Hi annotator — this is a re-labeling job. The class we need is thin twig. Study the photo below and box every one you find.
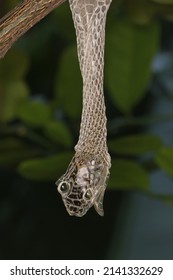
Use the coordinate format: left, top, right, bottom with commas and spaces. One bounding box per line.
0, 0, 66, 58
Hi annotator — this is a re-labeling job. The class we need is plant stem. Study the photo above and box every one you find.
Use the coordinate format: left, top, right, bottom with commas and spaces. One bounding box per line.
0, 0, 66, 58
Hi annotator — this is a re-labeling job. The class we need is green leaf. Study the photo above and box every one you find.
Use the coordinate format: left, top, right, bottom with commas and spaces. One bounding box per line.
108, 159, 149, 190
43, 121, 73, 148
52, 1, 75, 42
54, 45, 82, 119
4, 0, 19, 12
155, 147, 173, 176
125, 0, 157, 24
18, 152, 74, 181
0, 138, 40, 167
105, 19, 160, 113
151, 0, 173, 3
16, 100, 52, 127
0, 49, 29, 81
108, 134, 163, 155
0, 138, 26, 152
0, 81, 29, 122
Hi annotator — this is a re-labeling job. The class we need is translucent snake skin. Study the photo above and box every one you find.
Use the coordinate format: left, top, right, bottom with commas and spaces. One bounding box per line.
56, 0, 112, 217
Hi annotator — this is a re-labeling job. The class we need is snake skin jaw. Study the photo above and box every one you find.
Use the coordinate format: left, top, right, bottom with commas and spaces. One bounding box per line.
56, 180, 106, 217
56, 159, 109, 217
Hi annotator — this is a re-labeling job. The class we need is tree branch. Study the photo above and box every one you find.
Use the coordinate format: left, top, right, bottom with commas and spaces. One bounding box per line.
0, 0, 66, 58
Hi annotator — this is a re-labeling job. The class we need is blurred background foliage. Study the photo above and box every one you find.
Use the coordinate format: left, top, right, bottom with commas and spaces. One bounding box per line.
1, 0, 173, 259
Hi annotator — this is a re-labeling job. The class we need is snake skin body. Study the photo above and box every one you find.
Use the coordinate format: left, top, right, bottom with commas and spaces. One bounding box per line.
56, 0, 112, 217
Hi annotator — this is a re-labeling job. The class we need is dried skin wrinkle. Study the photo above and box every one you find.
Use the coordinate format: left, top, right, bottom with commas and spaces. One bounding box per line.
56, 0, 112, 217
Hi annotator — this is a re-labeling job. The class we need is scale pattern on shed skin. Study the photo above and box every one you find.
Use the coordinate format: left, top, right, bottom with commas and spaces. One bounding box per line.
56, 0, 112, 217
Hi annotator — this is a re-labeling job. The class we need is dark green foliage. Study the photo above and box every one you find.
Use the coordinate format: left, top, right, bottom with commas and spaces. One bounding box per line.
108, 134, 163, 155
105, 20, 160, 113
54, 45, 82, 119
1, 0, 173, 204
155, 147, 173, 176
18, 152, 74, 181
109, 159, 149, 190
